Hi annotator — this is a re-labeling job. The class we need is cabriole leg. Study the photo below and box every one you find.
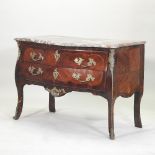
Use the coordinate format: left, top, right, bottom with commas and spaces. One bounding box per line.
49, 93, 56, 112
134, 91, 143, 128
108, 99, 115, 140
13, 83, 24, 120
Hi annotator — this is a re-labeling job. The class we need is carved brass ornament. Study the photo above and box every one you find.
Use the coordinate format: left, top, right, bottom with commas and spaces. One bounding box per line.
54, 50, 60, 62
45, 87, 66, 97
85, 74, 95, 82
74, 57, 84, 65
30, 51, 44, 62
87, 58, 96, 66
72, 73, 81, 80
72, 73, 95, 82
74, 57, 96, 67
28, 66, 43, 76
53, 68, 59, 80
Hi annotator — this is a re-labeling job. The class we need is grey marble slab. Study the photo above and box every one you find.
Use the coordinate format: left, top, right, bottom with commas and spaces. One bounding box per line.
15, 35, 145, 48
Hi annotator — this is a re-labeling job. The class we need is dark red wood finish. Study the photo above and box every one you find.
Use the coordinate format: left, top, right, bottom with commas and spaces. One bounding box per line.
14, 41, 145, 140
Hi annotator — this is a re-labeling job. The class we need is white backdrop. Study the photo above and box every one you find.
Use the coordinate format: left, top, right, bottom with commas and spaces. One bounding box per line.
0, 0, 155, 59
0, 0, 155, 155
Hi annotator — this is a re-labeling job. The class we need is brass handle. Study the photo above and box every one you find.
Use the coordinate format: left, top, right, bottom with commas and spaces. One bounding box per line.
53, 68, 59, 80
28, 66, 43, 76
74, 57, 96, 67
30, 51, 44, 62
72, 73, 95, 82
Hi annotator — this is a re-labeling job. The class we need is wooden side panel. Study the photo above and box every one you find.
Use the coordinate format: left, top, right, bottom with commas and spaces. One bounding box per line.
114, 46, 144, 97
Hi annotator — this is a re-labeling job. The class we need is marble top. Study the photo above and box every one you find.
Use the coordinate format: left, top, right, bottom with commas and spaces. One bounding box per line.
15, 35, 145, 48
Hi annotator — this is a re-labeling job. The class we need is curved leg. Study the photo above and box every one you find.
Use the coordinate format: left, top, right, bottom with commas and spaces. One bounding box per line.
49, 93, 56, 112
134, 91, 143, 128
13, 83, 24, 120
108, 99, 115, 140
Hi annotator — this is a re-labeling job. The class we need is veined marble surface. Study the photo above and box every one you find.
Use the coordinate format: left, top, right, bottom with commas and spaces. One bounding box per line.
15, 35, 145, 48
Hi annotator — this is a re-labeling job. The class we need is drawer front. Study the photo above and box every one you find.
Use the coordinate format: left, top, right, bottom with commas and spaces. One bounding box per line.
54, 68, 105, 87
21, 47, 58, 66
58, 50, 108, 71
21, 47, 108, 72
18, 63, 55, 82
18, 62, 106, 89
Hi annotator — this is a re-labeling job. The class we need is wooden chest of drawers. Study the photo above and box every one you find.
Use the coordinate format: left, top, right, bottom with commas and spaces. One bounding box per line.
14, 36, 145, 139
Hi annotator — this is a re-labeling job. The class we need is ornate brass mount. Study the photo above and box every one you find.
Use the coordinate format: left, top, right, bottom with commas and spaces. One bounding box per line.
28, 66, 43, 76
53, 68, 59, 80
74, 57, 96, 67
72, 73, 95, 82
54, 50, 60, 62
45, 87, 66, 97
30, 51, 44, 62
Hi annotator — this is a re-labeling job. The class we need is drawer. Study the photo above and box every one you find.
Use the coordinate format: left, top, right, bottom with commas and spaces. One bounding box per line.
21, 47, 58, 66
58, 49, 108, 71
21, 47, 108, 72
54, 68, 105, 87
18, 63, 55, 82
18, 62, 106, 89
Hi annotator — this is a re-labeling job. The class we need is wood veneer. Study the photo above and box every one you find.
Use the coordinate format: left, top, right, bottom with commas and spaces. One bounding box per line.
13, 36, 145, 139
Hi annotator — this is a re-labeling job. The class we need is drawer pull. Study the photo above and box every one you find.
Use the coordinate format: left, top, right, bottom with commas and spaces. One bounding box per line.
74, 57, 84, 65
53, 68, 59, 80
85, 74, 95, 82
72, 73, 95, 82
28, 66, 43, 76
74, 57, 96, 67
54, 50, 60, 62
87, 58, 96, 66
30, 52, 44, 62
72, 73, 81, 80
